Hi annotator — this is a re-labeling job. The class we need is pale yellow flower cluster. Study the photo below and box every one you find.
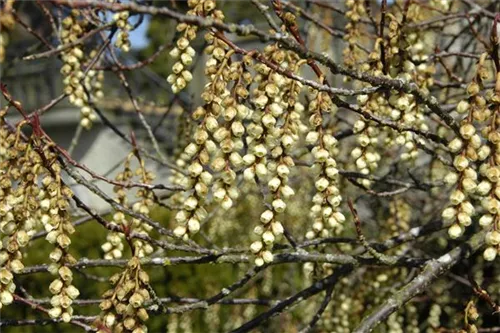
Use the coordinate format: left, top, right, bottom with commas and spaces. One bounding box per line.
60, 11, 104, 129
0, 110, 78, 321
167, 0, 221, 93
96, 257, 150, 333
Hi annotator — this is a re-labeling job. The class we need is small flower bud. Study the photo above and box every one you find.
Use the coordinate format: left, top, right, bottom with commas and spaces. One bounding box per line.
16, 230, 29, 247
315, 178, 329, 192
477, 145, 491, 161
0, 252, 8, 266
272, 199, 286, 213
390, 109, 401, 120
123, 317, 136, 331
461, 201, 475, 215
482, 197, 500, 214
314, 149, 329, 163
448, 223, 463, 239
485, 167, 500, 183
450, 190, 465, 205
323, 135, 337, 149
262, 231, 275, 244
40, 199, 51, 211
243, 154, 256, 166
48, 306, 62, 319
129, 292, 144, 308
204, 116, 218, 133
351, 147, 363, 159
457, 212, 471, 226
250, 241, 263, 254
252, 225, 264, 236
176, 37, 189, 50
306, 131, 319, 145
172, 61, 184, 75
456, 100, 470, 114
281, 134, 295, 149
268, 177, 281, 192
0, 268, 13, 284
104, 312, 116, 327
262, 114, 276, 128
187, 218, 200, 233
444, 172, 459, 185
313, 221, 323, 232
277, 164, 289, 177
470, 134, 481, 149
137, 308, 149, 321
453, 155, 469, 171
476, 181, 492, 196
353, 120, 366, 133
244, 168, 256, 181
58, 266, 73, 281
486, 230, 500, 245
262, 250, 274, 263
173, 226, 187, 238
255, 257, 265, 266
460, 123, 476, 139
0, 291, 13, 305
396, 95, 409, 111
462, 178, 477, 193
183, 196, 198, 211
358, 134, 370, 147
182, 70, 193, 82
322, 206, 333, 218
271, 222, 284, 236
213, 128, 229, 143
326, 167, 339, 179
483, 247, 497, 261
231, 121, 245, 137
175, 210, 188, 223
200, 171, 213, 185
221, 196, 233, 210
180, 53, 193, 66
66, 285, 80, 299
356, 157, 367, 169
169, 47, 180, 58
280, 185, 295, 198
442, 207, 456, 220
327, 195, 341, 207
49, 279, 63, 294
333, 212, 346, 224
448, 138, 463, 153
260, 210, 274, 224
213, 187, 226, 202
254, 95, 269, 109
357, 95, 369, 105
253, 144, 267, 158
479, 214, 494, 227
184, 143, 199, 157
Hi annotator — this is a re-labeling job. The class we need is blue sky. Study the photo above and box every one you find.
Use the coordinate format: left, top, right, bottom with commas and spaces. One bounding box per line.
129, 15, 150, 50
